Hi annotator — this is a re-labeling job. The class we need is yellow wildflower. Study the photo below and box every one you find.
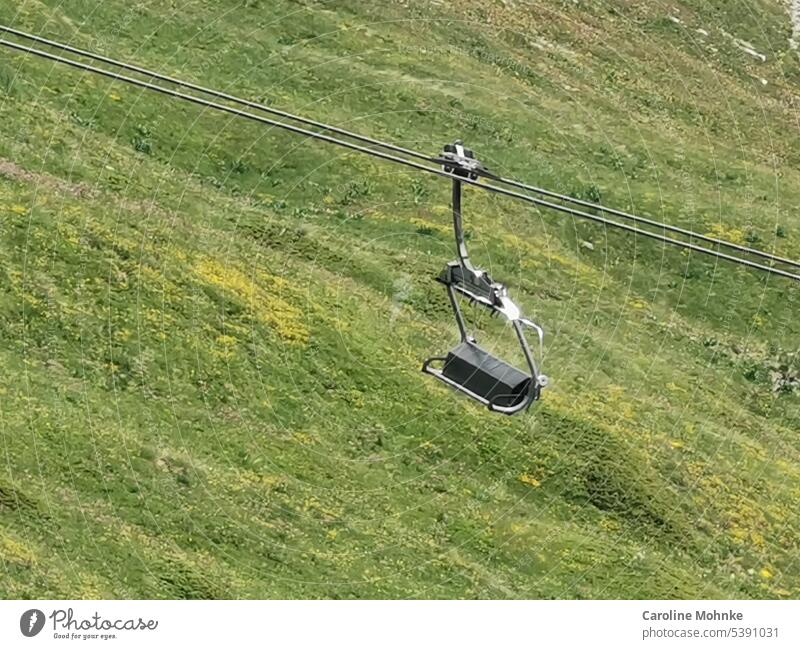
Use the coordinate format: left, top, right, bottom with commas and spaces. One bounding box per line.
519, 473, 541, 488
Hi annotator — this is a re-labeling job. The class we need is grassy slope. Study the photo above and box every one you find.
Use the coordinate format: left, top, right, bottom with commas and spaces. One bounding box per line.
0, 0, 798, 598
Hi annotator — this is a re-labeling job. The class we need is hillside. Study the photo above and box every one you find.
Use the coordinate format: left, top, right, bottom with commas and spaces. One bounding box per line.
0, 0, 799, 598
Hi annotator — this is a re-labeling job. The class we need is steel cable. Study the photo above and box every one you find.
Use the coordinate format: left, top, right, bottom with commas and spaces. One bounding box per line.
2, 29, 799, 282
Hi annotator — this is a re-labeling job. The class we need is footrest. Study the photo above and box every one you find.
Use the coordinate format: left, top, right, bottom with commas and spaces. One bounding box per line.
440, 342, 531, 409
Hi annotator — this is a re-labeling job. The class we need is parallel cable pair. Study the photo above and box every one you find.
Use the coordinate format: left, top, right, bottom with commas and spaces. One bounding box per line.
1, 25, 799, 282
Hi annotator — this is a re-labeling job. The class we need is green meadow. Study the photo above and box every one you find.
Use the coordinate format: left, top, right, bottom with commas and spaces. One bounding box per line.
0, 0, 798, 598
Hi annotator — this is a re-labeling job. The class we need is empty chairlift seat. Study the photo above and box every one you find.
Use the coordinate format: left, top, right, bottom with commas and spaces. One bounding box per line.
438, 342, 532, 409
422, 142, 547, 415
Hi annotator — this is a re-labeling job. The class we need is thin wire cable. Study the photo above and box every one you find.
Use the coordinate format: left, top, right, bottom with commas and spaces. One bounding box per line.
4, 24, 798, 272
0, 24, 432, 164
4, 25, 798, 272
2, 35, 799, 282
491, 175, 800, 270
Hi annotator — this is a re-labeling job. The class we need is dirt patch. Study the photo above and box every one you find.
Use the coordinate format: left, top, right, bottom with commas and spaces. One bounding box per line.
0, 157, 169, 219
0, 158, 96, 199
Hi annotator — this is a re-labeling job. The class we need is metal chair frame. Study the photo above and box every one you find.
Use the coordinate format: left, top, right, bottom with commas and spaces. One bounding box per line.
422, 142, 548, 415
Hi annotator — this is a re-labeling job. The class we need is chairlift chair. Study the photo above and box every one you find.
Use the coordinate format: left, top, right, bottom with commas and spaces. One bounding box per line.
422, 142, 548, 415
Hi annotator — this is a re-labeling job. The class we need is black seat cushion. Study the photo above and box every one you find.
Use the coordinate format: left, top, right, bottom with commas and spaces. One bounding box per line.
441, 342, 531, 407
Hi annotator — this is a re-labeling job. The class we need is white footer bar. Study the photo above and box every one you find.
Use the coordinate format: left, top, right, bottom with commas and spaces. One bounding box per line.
1, 600, 798, 648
